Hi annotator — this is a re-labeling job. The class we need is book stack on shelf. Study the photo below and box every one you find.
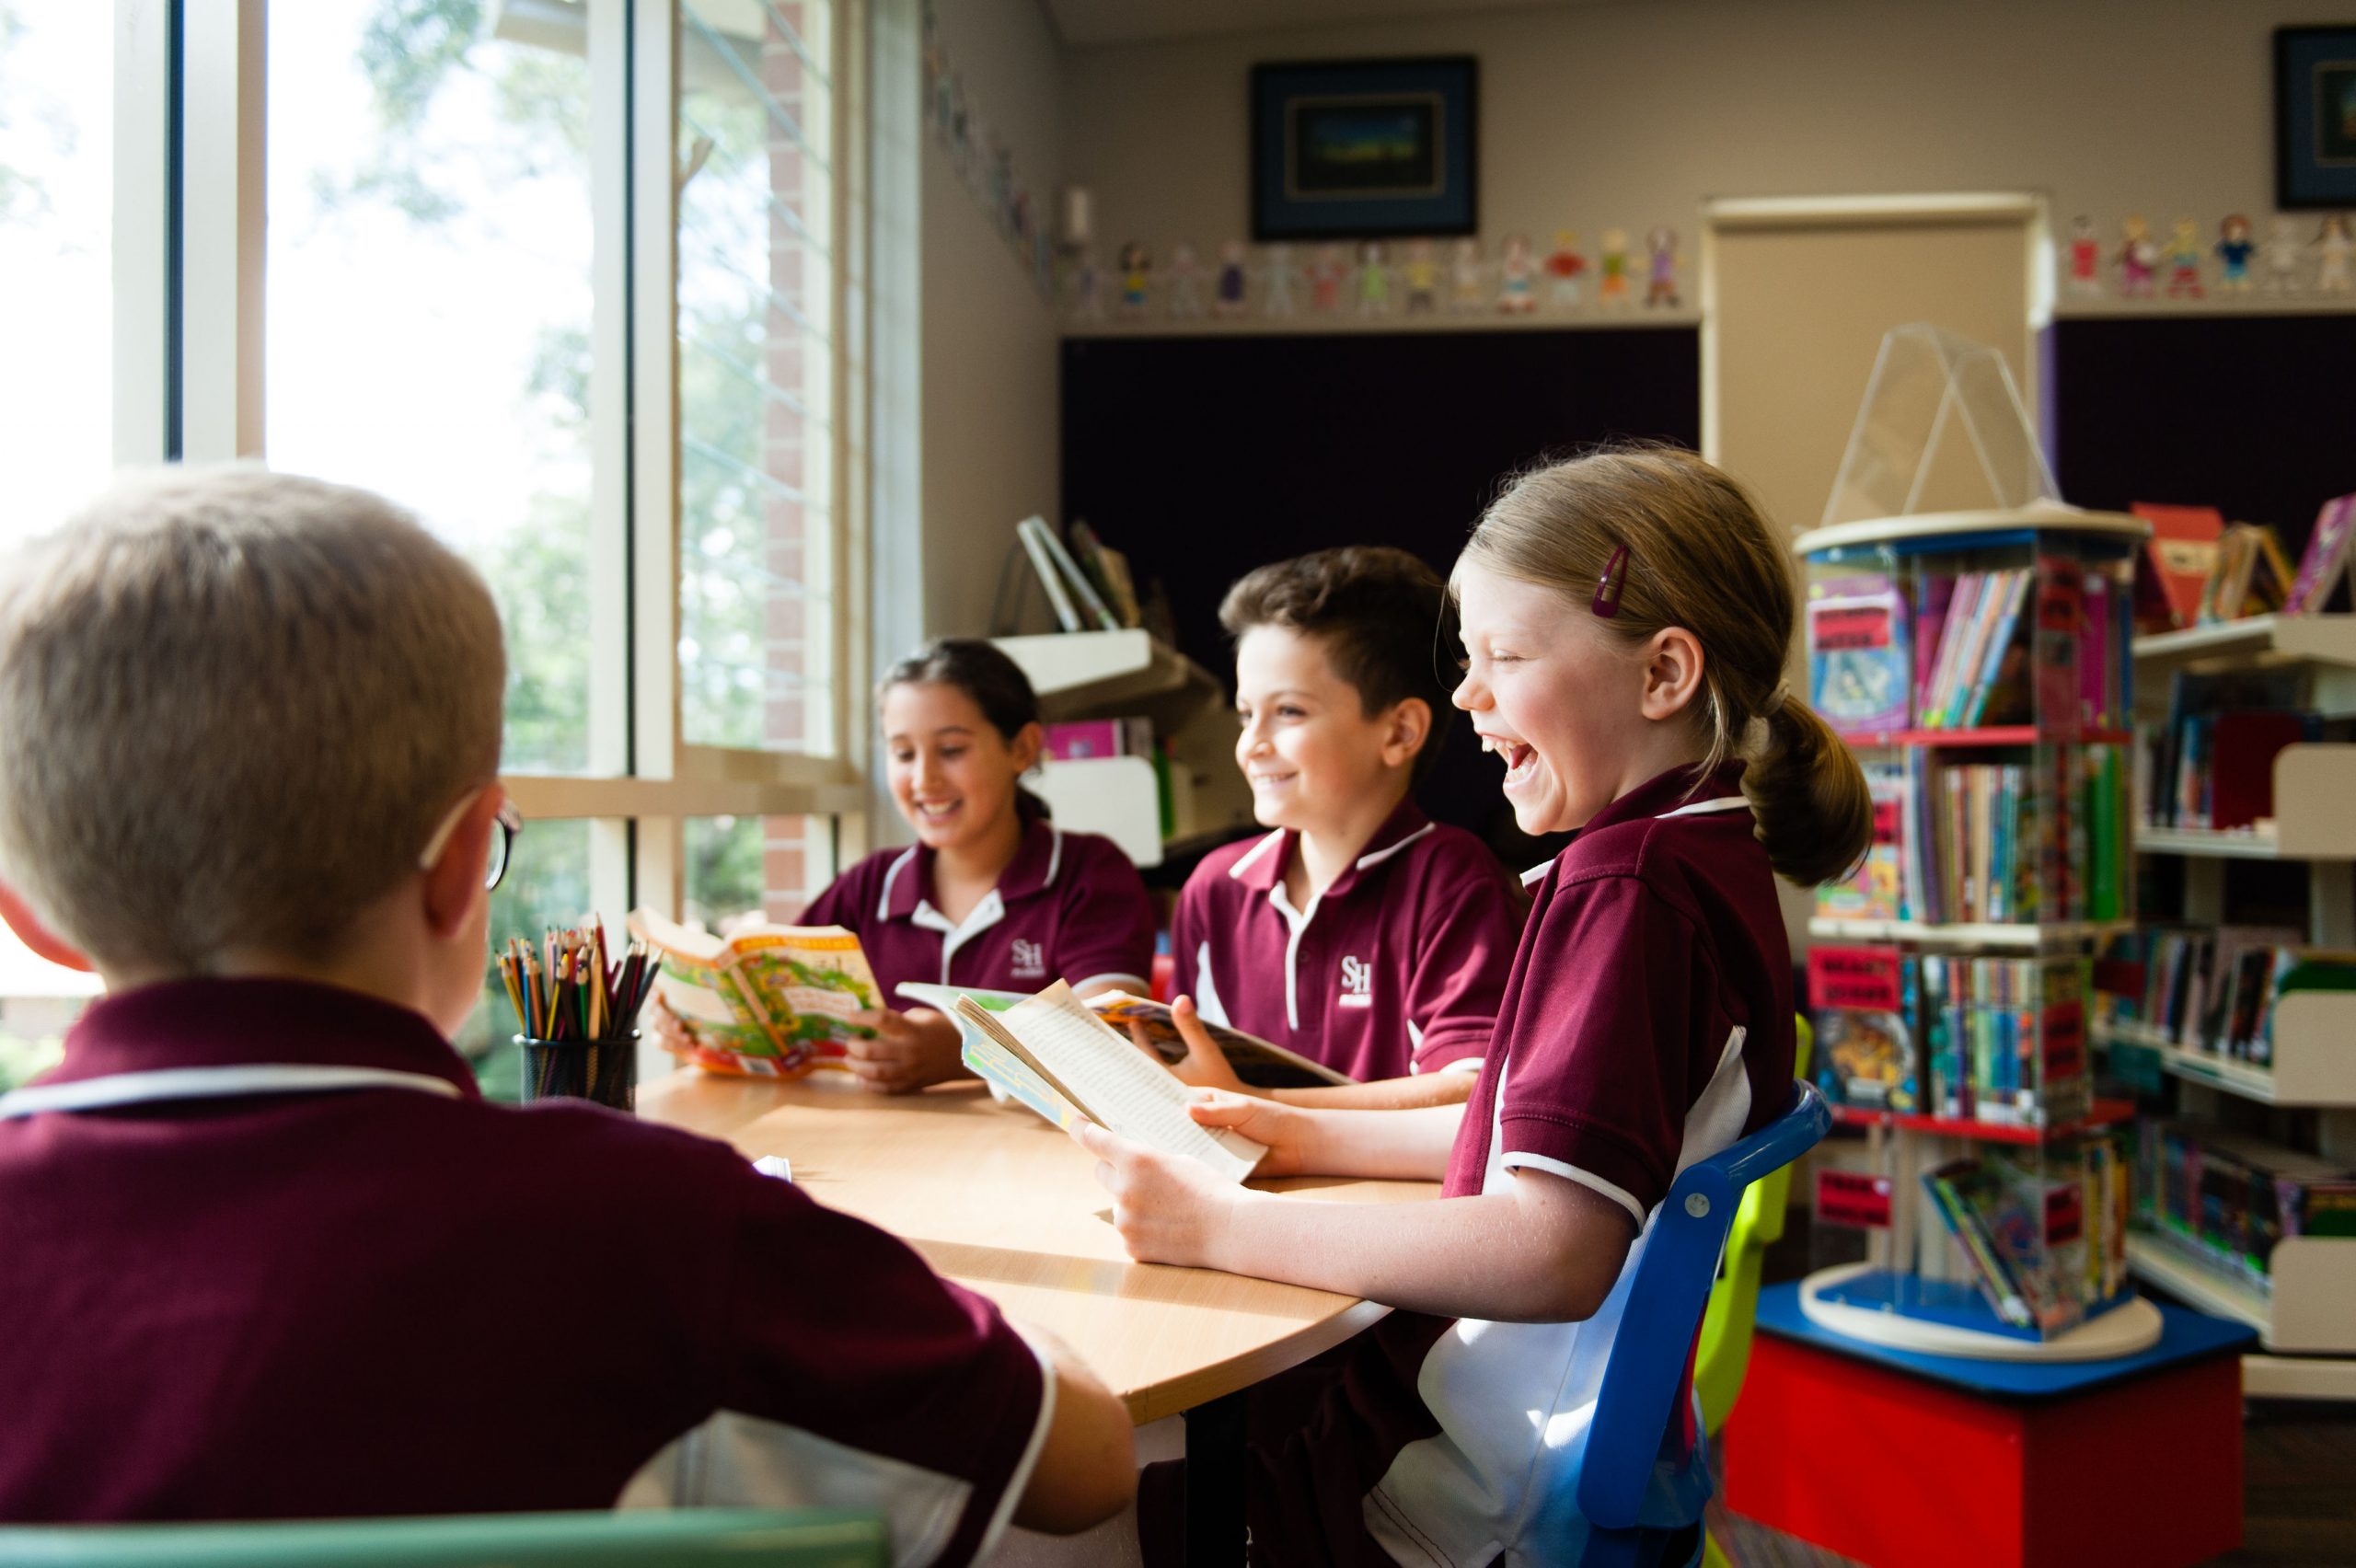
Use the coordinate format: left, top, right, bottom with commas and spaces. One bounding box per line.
1809, 946, 2093, 1131
1808, 542, 2137, 943
2136, 658, 2339, 843
2092, 925, 2356, 1069
1923, 1141, 2131, 1336
2130, 490, 2355, 638
2135, 1123, 2354, 1297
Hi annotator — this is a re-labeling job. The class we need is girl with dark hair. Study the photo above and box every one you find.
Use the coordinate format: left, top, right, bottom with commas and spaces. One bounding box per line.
658, 639, 1156, 1092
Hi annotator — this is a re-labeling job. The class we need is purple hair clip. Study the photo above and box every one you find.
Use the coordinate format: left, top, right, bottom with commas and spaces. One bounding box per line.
1591, 544, 1629, 618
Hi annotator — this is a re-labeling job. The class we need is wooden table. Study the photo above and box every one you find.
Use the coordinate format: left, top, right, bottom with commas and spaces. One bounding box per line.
640, 1068, 1437, 1422
639, 1068, 1438, 1563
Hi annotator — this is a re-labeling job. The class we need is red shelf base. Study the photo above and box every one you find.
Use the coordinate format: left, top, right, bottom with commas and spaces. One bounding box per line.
1725, 1332, 2241, 1568
1827, 1096, 2135, 1146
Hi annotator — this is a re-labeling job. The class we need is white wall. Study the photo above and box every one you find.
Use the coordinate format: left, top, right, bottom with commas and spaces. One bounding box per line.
1062, 0, 2316, 260
919, 0, 1066, 641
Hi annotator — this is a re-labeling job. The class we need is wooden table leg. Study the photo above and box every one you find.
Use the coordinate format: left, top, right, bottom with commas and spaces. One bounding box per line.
1184, 1391, 1248, 1567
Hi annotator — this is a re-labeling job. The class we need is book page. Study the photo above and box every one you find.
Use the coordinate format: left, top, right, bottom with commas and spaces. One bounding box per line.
999, 984, 1265, 1182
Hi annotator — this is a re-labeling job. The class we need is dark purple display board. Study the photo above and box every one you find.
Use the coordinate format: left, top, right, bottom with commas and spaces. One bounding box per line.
1058, 325, 1703, 853
2047, 314, 2356, 561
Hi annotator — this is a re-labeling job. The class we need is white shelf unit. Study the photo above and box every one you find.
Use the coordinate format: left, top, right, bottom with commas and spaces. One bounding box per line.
2092, 990, 2356, 1106
2110, 614, 2356, 1390
2136, 743, 2356, 860
994, 630, 1252, 869
2132, 611, 2356, 673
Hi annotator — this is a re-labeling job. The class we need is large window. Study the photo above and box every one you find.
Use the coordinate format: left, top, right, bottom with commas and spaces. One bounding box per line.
268, 0, 597, 777
676, 0, 837, 759
0, 0, 115, 1087
0, 0, 870, 1092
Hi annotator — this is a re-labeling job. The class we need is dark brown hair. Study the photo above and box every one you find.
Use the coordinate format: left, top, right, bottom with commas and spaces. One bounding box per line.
1218, 546, 1456, 778
881, 639, 1042, 742
1455, 445, 1872, 887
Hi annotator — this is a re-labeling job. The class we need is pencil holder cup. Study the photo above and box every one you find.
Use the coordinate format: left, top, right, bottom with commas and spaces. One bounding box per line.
517, 1032, 639, 1113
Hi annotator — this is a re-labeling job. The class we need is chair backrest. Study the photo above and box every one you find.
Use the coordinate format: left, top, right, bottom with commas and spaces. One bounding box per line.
0, 1508, 885, 1568
1574, 1079, 1830, 1544
1692, 1016, 1815, 1435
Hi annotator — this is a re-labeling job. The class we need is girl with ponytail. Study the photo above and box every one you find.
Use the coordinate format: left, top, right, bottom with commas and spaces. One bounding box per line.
1069, 445, 1869, 1568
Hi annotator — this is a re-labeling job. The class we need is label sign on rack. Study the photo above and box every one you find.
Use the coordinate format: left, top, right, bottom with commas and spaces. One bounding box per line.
1816, 1169, 1894, 1229
1807, 945, 1904, 1011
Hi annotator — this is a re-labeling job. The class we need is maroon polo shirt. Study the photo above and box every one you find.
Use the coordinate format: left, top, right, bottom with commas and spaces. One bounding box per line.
1169, 798, 1521, 1082
1443, 758, 1796, 1209
803, 805, 1155, 1008
0, 979, 1047, 1559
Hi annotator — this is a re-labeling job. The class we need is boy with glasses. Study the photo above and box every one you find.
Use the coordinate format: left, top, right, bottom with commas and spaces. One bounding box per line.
0, 467, 1131, 1559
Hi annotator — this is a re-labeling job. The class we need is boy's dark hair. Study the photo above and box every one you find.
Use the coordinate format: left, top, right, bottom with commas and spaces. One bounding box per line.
1218, 546, 1457, 778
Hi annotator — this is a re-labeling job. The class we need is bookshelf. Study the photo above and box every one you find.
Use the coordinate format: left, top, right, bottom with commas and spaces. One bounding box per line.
2096, 617, 2356, 1395
992, 630, 1252, 869
1796, 508, 2164, 1360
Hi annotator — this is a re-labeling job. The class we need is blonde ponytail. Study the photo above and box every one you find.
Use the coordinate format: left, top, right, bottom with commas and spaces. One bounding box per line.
1456, 444, 1873, 888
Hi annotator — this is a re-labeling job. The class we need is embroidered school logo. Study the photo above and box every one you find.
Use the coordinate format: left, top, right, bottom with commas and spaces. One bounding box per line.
1337, 954, 1373, 1009
1010, 938, 1047, 980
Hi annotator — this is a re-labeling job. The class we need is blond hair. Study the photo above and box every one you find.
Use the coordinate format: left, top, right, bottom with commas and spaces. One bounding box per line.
1456, 445, 1870, 886
0, 467, 505, 972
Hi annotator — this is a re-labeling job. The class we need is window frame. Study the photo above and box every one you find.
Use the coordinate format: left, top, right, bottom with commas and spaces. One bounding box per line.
125, 0, 873, 962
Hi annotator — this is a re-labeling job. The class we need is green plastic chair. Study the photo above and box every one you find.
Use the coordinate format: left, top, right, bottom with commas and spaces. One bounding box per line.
0, 1508, 884, 1568
1691, 1017, 1813, 1568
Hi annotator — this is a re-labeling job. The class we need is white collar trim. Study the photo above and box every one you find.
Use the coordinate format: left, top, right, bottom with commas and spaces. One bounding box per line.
875, 846, 920, 921
1355, 821, 1435, 871
1518, 794, 1753, 886
1227, 828, 1287, 881
0, 1064, 464, 1120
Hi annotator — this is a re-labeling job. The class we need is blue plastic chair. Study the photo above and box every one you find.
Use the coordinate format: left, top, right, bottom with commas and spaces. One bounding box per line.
0, 1508, 884, 1567
1571, 1080, 1831, 1568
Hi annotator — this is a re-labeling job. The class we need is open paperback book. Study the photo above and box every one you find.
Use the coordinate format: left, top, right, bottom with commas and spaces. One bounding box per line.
898, 983, 1349, 1090
629, 907, 881, 1078
949, 982, 1266, 1182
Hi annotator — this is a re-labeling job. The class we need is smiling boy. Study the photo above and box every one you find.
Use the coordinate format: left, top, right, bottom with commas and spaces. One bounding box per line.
1167, 548, 1519, 1107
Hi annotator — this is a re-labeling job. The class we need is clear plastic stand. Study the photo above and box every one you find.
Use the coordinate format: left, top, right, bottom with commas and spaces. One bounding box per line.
1822, 323, 2062, 529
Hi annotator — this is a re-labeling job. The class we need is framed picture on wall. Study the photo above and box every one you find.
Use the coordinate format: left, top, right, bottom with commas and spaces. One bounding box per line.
2277, 25, 2356, 208
1250, 56, 1478, 240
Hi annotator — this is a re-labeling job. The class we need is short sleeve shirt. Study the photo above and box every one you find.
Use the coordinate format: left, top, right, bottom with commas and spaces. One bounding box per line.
803, 803, 1156, 1009
1169, 799, 1521, 1081
1443, 762, 1796, 1215
0, 980, 1050, 1563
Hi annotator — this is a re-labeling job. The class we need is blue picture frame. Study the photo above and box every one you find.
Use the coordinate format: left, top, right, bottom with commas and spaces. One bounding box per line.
2277, 26, 2356, 209
1251, 56, 1478, 241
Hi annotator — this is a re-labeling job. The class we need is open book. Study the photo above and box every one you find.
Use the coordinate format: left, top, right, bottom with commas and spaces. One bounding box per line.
629, 907, 881, 1078
950, 982, 1266, 1182
898, 984, 1348, 1089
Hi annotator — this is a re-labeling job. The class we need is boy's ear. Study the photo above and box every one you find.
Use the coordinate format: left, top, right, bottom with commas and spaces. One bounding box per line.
1640, 627, 1706, 722
421, 792, 500, 938
1380, 697, 1431, 770
0, 882, 95, 973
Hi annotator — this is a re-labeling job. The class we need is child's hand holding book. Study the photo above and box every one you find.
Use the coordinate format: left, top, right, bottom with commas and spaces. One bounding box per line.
1124, 995, 1253, 1097
1072, 1093, 1313, 1268
843, 1006, 967, 1094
